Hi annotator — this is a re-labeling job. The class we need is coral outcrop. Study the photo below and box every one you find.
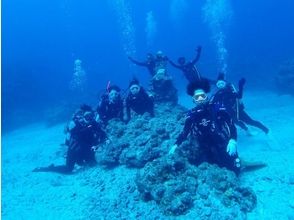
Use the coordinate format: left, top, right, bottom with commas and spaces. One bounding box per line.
136, 156, 256, 218
95, 103, 186, 168
94, 102, 257, 217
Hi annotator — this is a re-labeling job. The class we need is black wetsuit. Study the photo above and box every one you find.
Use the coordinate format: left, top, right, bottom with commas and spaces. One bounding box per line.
33, 119, 106, 174
154, 56, 169, 73
129, 57, 156, 76
176, 103, 240, 174
97, 94, 124, 123
211, 82, 269, 134
129, 55, 169, 76
169, 49, 202, 83
125, 88, 154, 120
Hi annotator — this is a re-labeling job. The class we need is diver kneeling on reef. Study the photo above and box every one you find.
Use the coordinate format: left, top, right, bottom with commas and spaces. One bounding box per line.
123, 78, 154, 122
97, 84, 124, 125
33, 105, 107, 174
169, 78, 241, 175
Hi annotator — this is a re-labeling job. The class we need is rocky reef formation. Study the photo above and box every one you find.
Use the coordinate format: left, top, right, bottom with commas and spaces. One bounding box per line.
136, 157, 256, 218
94, 102, 257, 217
95, 103, 186, 168
276, 59, 294, 95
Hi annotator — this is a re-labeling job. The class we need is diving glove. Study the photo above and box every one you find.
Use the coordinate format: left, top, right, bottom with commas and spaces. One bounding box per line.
226, 139, 237, 156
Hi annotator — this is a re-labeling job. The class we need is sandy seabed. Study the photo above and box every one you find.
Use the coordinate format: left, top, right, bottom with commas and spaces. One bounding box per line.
2, 91, 294, 219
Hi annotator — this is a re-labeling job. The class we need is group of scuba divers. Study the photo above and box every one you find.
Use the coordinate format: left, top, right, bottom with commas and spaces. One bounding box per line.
33, 46, 269, 176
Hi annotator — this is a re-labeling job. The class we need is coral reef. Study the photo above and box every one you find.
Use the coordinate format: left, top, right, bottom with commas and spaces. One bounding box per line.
95, 103, 186, 168
136, 156, 256, 218
95, 102, 257, 217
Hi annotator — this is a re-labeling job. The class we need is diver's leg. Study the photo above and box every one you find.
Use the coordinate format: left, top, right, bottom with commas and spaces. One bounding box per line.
234, 118, 249, 131
83, 148, 97, 167
239, 110, 269, 134
32, 164, 73, 174
33, 149, 76, 174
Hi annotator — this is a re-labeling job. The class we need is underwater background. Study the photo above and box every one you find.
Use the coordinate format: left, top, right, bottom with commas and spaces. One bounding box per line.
2, 0, 294, 132
2, 1, 294, 219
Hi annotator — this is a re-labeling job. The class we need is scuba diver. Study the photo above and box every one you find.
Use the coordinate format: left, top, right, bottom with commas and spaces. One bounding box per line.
33, 105, 107, 174
128, 51, 169, 76
124, 78, 154, 122
97, 84, 124, 124
128, 53, 156, 76
129, 51, 177, 103
169, 46, 203, 83
169, 78, 241, 175
211, 73, 269, 135
154, 50, 169, 74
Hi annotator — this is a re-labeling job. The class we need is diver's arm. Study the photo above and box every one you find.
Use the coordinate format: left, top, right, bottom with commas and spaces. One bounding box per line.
96, 124, 107, 143
230, 122, 237, 140
97, 96, 108, 119
126, 105, 131, 121
225, 113, 238, 156
237, 78, 246, 99
222, 110, 237, 140
123, 98, 131, 122
175, 116, 193, 145
91, 123, 105, 146
169, 59, 182, 69
118, 100, 125, 121
128, 56, 147, 66
142, 90, 154, 113
191, 46, 202, 65
163, 56, 169, 62
229, 84, 240, 100
66, 120, 77, 132
169, 113, 193, 154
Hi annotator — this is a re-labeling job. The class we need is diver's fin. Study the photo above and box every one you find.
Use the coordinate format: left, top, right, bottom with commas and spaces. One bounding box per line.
32, 164, 55, 172
241, 160, 267, 172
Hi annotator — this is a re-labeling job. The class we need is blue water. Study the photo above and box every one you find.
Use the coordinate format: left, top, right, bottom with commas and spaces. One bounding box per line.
2, 0, 294, 132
